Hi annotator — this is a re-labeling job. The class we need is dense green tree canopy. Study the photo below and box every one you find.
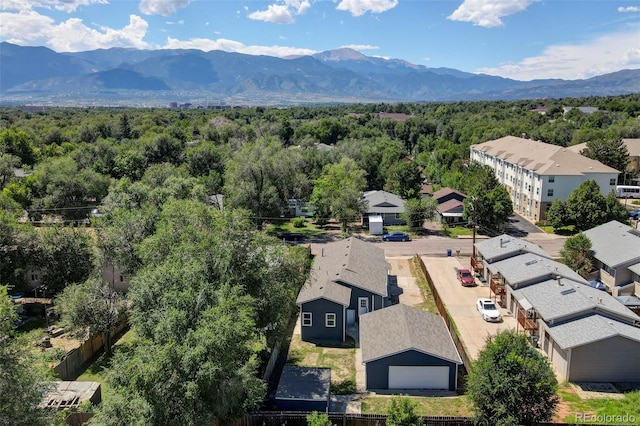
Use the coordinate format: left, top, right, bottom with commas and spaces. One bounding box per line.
467, 330, 559, 426
311, 157, 367, 231
560, 233, 594, 278
0, 286, 53, 426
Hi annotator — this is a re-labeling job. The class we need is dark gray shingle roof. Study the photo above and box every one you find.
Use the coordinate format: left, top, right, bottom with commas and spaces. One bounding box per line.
583, 221, 640, 268
546, 314, 640, 349
487, 252, 586, 287
360, 304, 462, 364
475, 234, 550, 263
512, 278, 640, 323
297, 237, 390, 304
276, 366, 331, 401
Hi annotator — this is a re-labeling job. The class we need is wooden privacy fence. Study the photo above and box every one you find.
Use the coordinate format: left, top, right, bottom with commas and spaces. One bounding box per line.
414, 256, 474, 375
53, 321, 128, 380
235, 412, 473, 426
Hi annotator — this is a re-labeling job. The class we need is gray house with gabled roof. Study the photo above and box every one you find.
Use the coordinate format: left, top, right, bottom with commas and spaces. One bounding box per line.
297, 237, 393, 344
360, 304, 462, 390
474, 234, 640, 383
361, 190, 405, 227
583, 220, 640, 294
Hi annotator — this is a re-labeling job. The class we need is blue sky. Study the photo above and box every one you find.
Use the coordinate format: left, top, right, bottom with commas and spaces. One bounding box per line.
1, 0, 639, 81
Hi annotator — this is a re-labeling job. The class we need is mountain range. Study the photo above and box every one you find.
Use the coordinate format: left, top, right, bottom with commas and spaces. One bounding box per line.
1, 42, 639, 107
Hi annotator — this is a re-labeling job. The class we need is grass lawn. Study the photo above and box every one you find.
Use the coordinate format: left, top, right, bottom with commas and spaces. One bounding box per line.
556, 384, 640, 423
75, 329, 138, 402
536, 223, 576, 236
265, 218, 327, 238
409, 256, 439, 315
286, 334, 356, 395
443, 226, 474, 238
361, 395, 473, 416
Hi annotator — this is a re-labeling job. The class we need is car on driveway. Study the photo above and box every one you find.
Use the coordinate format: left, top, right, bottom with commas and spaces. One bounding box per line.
382, 232, 411, 242
456, 268, 475, 286
476, 298, 502, 322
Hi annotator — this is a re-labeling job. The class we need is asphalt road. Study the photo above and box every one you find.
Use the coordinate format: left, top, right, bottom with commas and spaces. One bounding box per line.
309, 232, 567, 259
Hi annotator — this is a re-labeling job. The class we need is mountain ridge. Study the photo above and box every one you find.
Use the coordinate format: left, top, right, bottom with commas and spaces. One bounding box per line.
1, 42, 638, 106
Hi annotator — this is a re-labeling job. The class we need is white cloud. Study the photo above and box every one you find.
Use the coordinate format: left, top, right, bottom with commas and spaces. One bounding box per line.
618, 6, 639, 12
139, 0, 190, 16
476, 28, 640, 80
0, 10, 150, 51
335, 0, 398, 17
248, 0, 310, 24
164, 36, 316, 57
448, 0, 534, 28
1, 0, 108, 13
340, 44, 379, 51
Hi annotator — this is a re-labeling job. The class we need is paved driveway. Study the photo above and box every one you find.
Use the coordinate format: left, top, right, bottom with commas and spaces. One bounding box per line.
421, 256, 517, 360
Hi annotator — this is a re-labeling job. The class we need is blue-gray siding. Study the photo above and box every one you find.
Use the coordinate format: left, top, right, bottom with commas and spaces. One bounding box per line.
365, 349, 458, 390
568, 336, 640, 382
300, 299, 344, 344
337, 282, 386, 317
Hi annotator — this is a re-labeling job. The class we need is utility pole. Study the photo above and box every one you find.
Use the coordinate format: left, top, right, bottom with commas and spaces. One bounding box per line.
471, 196, 477, 259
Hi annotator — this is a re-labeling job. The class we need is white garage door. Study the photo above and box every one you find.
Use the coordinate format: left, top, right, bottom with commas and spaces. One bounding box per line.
388, 366, 450, 390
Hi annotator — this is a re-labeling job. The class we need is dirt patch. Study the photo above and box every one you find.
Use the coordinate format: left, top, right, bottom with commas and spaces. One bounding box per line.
388, 257, 425, 307
302, 352, 319, 364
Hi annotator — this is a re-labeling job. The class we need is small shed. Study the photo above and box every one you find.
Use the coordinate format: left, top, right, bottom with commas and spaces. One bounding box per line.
368, 215, 383, 235
40, 381, 101, 410
275, 366, 331, 412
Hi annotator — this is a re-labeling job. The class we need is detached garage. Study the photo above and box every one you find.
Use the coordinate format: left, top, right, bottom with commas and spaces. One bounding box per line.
275, 366, 331, 412
360, 304, 462, 391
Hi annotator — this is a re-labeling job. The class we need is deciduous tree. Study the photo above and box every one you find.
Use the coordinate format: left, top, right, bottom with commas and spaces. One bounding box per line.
580, 137, 629, 179
0, 285, 53, 426
467, 330, 558, 426
311, 157, 367, 232
560, 233, 594, 279
55, 277, 127, 356
402, 197, 437, 228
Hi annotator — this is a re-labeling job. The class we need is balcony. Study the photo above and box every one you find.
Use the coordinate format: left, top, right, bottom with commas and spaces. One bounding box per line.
516, 306, 538, 331
490, 274, 506, 296
470, 256, 484, 273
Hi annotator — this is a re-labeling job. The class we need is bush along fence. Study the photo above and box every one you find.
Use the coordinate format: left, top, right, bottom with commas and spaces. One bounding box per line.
413, 256, 474, 377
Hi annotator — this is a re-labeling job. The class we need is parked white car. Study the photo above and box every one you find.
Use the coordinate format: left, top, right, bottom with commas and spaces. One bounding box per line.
476, 298, 502, 322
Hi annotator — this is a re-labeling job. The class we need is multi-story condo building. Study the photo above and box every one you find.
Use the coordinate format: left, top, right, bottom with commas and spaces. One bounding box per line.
470, 136, 619, 223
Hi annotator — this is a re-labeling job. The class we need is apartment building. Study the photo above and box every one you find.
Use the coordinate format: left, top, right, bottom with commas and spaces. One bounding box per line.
470, 136, 619, 222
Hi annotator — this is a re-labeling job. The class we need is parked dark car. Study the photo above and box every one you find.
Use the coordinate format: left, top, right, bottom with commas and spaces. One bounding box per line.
382, 232, 411, 242
277, 231, 306, 242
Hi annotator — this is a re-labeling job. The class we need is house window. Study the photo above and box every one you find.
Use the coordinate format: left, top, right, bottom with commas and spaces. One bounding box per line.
609, 178, 616, 185
119, 275, 124, 282
31, 274, 38, 281
325, 313, 336, 328
395, 213, 401, 219
548, 176, 555, 183
547, 189, 554, 197
302, 312, 312, 327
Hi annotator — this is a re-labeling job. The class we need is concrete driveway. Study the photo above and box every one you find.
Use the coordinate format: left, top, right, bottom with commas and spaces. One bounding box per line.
421, 256, 517, 360
387, 256, 422, 307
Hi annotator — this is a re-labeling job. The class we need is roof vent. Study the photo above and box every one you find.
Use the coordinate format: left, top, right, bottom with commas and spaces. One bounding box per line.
525, 259, 537, 266
560, 288, 575, 295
